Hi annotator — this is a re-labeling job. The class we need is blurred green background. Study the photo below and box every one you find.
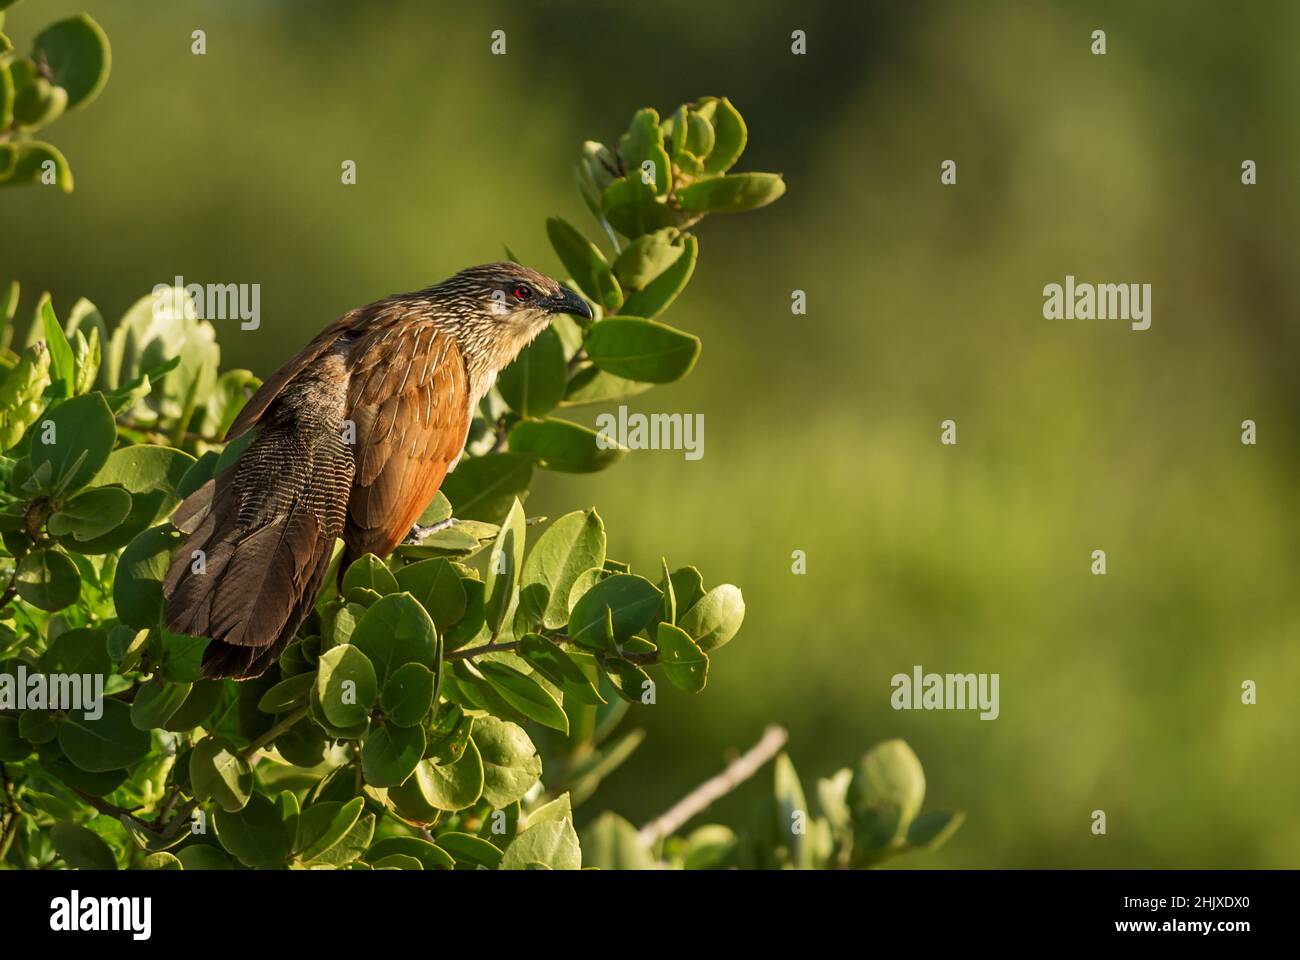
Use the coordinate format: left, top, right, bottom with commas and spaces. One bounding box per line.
4, 0, 1298, 867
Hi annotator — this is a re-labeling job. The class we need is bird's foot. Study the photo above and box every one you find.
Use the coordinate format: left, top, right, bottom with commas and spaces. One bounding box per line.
405, 517, 459, 543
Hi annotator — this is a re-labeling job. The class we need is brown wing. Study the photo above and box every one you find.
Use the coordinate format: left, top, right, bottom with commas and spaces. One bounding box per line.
226, 309, 362, 440
342, 322, 470, 563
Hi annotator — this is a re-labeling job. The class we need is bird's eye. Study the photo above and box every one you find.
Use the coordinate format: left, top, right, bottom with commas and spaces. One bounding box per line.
512, 284, 533, 302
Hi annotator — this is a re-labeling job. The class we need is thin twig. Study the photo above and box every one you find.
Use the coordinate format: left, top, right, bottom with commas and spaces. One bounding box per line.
0, 763, 21, 861
244, 704, 310, 756
637, 725, 789, 846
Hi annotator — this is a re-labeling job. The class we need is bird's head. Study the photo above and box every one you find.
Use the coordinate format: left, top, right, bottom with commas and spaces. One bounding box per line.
419, 262, 592, 396
439, 261, 592, 337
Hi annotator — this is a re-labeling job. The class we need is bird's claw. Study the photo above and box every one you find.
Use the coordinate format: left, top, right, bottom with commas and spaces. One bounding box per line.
405, 517, 459, 543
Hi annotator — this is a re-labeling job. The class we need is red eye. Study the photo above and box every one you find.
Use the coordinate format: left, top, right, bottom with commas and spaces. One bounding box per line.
513, 284, 533, 301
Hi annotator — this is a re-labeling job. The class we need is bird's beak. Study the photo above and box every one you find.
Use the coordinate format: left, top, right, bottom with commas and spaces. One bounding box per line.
551, 285, 593, 321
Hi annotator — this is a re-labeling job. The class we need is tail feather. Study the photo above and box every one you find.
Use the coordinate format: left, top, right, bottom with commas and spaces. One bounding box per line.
163, 358, 354, 680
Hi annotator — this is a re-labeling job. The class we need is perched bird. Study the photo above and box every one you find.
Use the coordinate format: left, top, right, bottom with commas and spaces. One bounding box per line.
163, 263, 592, 680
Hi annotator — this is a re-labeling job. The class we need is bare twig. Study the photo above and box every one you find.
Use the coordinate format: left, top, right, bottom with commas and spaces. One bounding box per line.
638, 724, 788, 846
244, 704, 310, 756
0, 763, 21, 860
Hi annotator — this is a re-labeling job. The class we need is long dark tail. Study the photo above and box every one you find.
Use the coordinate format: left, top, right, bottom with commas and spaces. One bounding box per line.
163, 375, 354, 680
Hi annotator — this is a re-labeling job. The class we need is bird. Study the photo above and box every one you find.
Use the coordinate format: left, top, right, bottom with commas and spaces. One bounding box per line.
162, 263, 593, 680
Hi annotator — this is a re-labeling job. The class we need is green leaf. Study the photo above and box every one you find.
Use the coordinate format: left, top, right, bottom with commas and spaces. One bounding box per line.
618, 235, 697, 319
474, 715, 542, 808
676, 172, 786, 214
568, 573, 661, 650
58, 699, 150, 772
683, 111, 715, 165
257, 672, 315, 714
521, 509, 606, 630
201, 368, 260, 438
579, 811, 655, 870
29, 391, 116, 492
546, 217, 622, 312
159, 628, 208, 682
315, 644, 378, 728
848, 739, 927, 852
40, 295, 74, 397
484, 497, 525, 635
575, 140, 619, 222
48, 485, 132, 541
367, 836, 454, 870
906, 810, 965, 852
497, 325, 567, 418
135, 852, 182, 870
656, 622, 709, 692
190, 735, 253, 812
416, 491, 453, 526
440, 452, 533, 525
477, 660, 568, 733
163, 679, 223, 731
0, 141, 73, 191
0, 63, 12, 131
701, 96, 747, 173
509, 417, 625, 473
394, 558, 466, 632
120, 815, 188, 854
443, 578, 485, 651
774, 753, 812, 869
71, 326, 102, 395
599, 656, 652, 703
75, 444, 194, 553
341, 553, 399, 597
130, 676, 192, 731
351, 593, 438, 684
525, 791, 572, 827
176, 845, 232, 870
15, 548, 79, 610
306, 812, 375, 867
677, 583, 745, 652
51, 822, 117, 870
296, 797, 364, 862
112, 525, 181, 628
20, 709, 59, 745
0, 716, 31, 762
36, 742, 127, 796
45, 626, 111, 675
380, 662, 435, 728
518, 633, 604, 706
561, 366, 652, 407
612, 229, 685, 291
680, 824, 737, 869
436, 831, 503, 869
601, 177, 675, 238
213, 793, 291, 868
33, 14, 111, 109
500, 817, 581, 870
585, 316, 701, 383
406, 739, 484, 812
618, 108, 672, 197
362, 720, 426, 787
0, 341, 51, 449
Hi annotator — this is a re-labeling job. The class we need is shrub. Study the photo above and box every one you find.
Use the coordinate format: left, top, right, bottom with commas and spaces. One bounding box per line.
0, 6, 960, 870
